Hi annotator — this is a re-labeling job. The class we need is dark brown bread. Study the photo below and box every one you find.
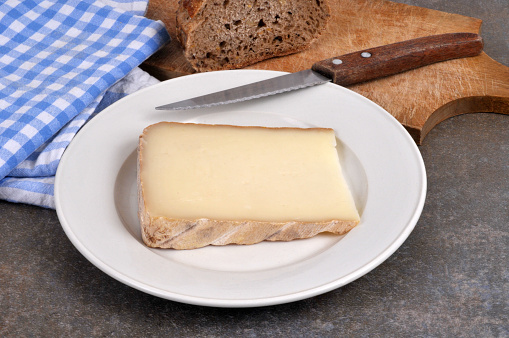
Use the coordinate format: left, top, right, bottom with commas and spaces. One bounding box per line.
176, 0, 330, 72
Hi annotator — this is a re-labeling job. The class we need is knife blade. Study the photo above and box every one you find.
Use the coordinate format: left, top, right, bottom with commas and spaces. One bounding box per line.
156, 32, 483, 111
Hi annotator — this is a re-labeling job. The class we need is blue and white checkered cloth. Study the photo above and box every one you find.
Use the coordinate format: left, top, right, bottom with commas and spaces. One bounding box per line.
0, 0, 170, 208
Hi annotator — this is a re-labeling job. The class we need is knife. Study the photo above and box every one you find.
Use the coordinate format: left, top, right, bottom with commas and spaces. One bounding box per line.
156, 32, 483, 110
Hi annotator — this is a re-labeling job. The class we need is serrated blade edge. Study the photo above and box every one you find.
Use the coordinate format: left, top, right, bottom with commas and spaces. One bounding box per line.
155, 70, 331, 111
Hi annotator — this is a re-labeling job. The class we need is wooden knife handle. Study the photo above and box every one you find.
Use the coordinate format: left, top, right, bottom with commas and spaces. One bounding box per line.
311, 32, 484, 86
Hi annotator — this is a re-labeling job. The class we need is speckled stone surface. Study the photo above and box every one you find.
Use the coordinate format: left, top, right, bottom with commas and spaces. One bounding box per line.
1, 1, 508, 336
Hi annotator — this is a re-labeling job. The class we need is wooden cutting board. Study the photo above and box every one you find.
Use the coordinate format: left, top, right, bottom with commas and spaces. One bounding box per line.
141, 0, 509, 144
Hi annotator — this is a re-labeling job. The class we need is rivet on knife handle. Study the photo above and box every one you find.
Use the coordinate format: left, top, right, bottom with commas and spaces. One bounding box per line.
311, 32, 484, 86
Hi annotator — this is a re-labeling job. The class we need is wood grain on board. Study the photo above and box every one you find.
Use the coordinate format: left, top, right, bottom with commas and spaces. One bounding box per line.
142, 0, 509, 144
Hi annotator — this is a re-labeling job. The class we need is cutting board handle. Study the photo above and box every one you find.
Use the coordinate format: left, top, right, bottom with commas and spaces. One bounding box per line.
311, 33, 484, 86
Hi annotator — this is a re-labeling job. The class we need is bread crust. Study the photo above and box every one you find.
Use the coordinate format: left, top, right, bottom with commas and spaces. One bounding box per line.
176, 0, 331, 72
137, 122, 359, 250
181, 0, 205, 18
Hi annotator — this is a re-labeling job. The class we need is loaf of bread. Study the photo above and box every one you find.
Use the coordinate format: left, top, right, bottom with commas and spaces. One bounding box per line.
176, 0, 330, 72
137, 122, 360, 250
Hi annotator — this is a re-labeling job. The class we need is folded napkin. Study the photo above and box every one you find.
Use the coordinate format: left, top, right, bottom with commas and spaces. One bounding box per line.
0, 0, 170, 208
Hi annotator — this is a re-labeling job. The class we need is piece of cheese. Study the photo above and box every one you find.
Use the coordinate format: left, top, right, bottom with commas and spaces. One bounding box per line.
137, 122, 360, 249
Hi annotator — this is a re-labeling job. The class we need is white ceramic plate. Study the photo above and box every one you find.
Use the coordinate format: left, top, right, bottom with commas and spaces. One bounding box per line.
55, 70, 426, 308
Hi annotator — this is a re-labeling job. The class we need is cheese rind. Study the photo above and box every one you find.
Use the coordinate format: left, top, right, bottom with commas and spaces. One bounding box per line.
138, 122, 360, 249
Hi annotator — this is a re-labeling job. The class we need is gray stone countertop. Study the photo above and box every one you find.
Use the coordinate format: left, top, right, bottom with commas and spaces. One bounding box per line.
1, 0, 508, 336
